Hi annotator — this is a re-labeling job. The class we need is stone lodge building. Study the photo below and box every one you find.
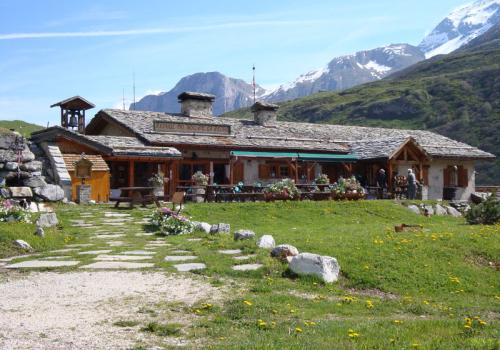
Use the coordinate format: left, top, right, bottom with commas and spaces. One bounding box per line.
30, 93, 494, 202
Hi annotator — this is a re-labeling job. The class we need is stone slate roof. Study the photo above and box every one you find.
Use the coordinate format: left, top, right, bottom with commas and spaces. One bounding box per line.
90, 109, 494, 160
62, 154, 110, 171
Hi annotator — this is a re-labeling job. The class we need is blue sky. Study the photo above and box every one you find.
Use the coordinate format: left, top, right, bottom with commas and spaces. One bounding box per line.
1, 0, 467, 125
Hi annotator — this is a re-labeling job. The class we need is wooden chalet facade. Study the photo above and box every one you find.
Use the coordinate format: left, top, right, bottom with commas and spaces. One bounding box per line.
31, 94, 495, 202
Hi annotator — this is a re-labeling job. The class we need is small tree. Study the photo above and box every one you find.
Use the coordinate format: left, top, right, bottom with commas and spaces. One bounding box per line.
465, 194, 500, 225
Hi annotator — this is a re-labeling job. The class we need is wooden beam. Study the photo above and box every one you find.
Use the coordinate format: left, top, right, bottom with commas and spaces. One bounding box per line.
388, 161, 393, 195
209, 161, 214, 185
128, 160, 135, 187
229, 159, 234, 185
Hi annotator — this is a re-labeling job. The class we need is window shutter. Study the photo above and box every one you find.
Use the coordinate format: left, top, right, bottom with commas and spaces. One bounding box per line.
258, 164, 269, 179
443, 167, 450, 187
423, 166, 429, 186
458, 166, 468, 187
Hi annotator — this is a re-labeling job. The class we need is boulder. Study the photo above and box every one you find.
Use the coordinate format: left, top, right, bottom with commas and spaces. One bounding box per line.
271, 244, 299, 261
23, 175, 47, 188
36, 212, 58, 228
20, 160, 43, 172
210, 223, 230, 234
445, 206, 462, 217
434, 204, 447, 216
423, 205, 434, 216
407, 205, 420, 215
0, 133, 18, 149
234, 229, 256, 240
193, 221, 211, 234
33, 184, 65, 201
9, 187, 33, 198
289, 253, 340, 283
35, 226, 45, 238
257, 235, 275, 249
28, 202, 39, 212
5, 161, 18, 171
14, 239, 33, 251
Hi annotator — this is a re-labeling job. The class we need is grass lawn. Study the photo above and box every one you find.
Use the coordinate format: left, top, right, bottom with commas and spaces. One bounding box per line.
179, 200, 499, 349
1, 200, 498, 349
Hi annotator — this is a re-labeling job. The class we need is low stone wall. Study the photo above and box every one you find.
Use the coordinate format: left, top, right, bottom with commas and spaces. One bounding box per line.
0, 131, 65, 202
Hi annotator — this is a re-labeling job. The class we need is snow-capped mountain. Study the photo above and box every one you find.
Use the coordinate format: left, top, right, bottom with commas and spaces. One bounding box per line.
419, 0, 500, 57
263, 44, 424, 103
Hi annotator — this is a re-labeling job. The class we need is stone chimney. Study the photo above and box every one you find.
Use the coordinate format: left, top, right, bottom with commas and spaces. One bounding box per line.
251, 101, 279, 126
178, 92, 215, 118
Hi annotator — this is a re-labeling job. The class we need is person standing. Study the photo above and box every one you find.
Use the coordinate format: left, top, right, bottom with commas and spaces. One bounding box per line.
376, 168, 387, 199
407, 169, 418, 200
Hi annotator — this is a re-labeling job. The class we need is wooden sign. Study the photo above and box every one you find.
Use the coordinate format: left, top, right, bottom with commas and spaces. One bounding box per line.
153, 120, 231, 135
74, 154, 93, 179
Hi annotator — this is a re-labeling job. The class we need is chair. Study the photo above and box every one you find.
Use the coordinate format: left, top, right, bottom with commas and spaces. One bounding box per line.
171, 191, 186, 213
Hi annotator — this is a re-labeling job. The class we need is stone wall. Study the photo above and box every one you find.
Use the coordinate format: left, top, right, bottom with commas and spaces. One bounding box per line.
0, 131, 65, 202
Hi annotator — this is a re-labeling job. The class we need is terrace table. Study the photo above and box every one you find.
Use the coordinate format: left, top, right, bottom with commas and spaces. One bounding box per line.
112, 187, 160, 208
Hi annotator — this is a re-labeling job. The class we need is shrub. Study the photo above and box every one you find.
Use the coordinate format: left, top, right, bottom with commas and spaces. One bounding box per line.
150, 208, 194, 235
465, 194, 500, 225
264, 178, 300, 199
0, 199, 31, 223
314, 174, 330, 184
191, 171, 209, 186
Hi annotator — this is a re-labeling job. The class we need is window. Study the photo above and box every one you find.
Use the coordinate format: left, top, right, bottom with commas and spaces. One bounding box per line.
443, 165, 468, 188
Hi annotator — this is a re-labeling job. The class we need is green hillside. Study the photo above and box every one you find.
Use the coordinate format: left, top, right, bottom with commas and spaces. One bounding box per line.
0, 120, 44, 137
223, 24, 500, 185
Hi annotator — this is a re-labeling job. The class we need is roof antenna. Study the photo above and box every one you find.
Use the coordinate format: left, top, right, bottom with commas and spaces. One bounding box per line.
132, 72, 136, 111
252, 64, 256, 104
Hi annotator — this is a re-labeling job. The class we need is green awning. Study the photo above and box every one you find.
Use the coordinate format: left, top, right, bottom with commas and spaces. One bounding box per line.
297, 153, 358, 162
231, 150, 358, 162
230, 151, 298, 158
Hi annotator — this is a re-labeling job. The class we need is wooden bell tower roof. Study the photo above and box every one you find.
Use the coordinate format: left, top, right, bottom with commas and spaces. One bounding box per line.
50, 96, 95, 110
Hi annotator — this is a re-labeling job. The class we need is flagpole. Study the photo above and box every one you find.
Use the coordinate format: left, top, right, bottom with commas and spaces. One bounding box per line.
252, 64, 256, 104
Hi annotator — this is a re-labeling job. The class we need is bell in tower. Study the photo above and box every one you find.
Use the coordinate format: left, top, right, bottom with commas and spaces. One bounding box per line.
50, 96, 95, 134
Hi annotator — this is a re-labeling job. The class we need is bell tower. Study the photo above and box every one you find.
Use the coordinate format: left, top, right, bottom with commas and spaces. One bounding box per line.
50, 96, 95, 134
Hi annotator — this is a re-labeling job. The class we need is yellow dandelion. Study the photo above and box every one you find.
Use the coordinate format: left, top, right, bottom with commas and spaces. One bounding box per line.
393, 320, 403, 324
243, 300, 253, 306
412, 343, 420, 348
479, 320, 487, 326
295, 327, 303, 333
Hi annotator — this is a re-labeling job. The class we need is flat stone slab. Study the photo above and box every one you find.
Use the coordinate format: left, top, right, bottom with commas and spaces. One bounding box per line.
72, 224, 95, 227
174, 263, 206, 272
41, 256, 72, 260
106, 241, 126, 247
102, 222, 126, 226
135, 233, 155, 236
0, 254, 37, 262
79, 261, 154, 269
66, 244, 93, 248
164, 255, 197, 262
119, 250, 155, 256
104, 212, 131, 217
232, 263, 263, 271
187, 238, 203, 242
78, 250, 113, 255
95, 234, 125, 239
49, 248, 79, 253
170, 250, 190, 254
6, 260, 80, 268
94, 255, 151, 261
218, 249, 242, 255
233, 255, 257, 261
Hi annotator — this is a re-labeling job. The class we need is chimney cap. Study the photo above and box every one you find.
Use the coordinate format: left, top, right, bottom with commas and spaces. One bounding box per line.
251, 101, 279, 112
178, 91, 215, 102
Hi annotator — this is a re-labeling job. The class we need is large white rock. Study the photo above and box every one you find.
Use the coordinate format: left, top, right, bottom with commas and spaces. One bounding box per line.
210, 223, 230, 234
193, 221, 211, 234
9, 187, 33, 198
257, 235, 275, 249
434, 204, 447, 216
289, 253, 340, 283
407, 205, 420, 215
36, 212, 58, 228
14, 239, 33, 251
33, 184, 64, 201
445, 206, 462, 217
234, 229, 255, 240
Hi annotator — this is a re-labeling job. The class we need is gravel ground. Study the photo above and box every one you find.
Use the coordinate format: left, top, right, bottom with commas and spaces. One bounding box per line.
0, 271, 222, 350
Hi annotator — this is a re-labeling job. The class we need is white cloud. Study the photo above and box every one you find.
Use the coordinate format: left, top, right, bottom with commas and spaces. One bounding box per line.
0, 19, 325, 40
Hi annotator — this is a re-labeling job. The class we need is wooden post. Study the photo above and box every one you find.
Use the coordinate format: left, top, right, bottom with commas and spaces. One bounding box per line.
294, 159, 299, 183
209, 161, 214, 185
388, 161, 393, 196
229, 158, 234, 185
129, 160, 135, 187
